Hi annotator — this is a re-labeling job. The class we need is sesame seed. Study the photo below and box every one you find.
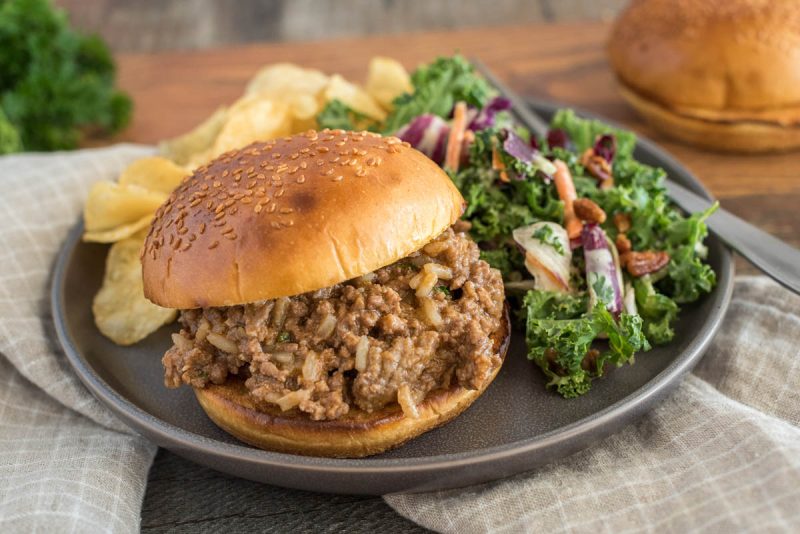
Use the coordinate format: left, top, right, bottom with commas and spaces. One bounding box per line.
279, 207, 294, 214
208, 241, 219, 250
335, 141, 346, 146
254, 204, 263, 213
276, 188, 285, 197
299, 161, 308, 169
189, 234, 196, 242
322, 168, 334, 176
190, 198, 202, 207
181, 242, 191, 251
267, 203, 277, 213
332, 175, 343, 182
213, 181, 221, 188
297, 175, 306, 183
222, 169, 229, 177
272, 153, 281, 159
212, 220, 226, 227
229, 206, 239, 214
241, 197, 252, 204
222, 227, 234, 235
173, 237, 182, 250
215, 212, 225, 220
270, 221, 281, 229
317, 146, 330, 153
178, 227, 188, 235
356, 167, 367, 177
199, 223, 206, 234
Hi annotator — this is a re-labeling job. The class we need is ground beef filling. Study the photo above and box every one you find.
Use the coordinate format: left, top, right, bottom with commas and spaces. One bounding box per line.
162, 228, 505, 421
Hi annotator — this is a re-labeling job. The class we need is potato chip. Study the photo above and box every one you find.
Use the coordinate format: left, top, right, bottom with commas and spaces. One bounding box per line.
118, 157, 188, 194
83, 181, 167, 234
324, 74, 387, 121
366, 57, 412, 110
245, 63, 329, 99
92, 233, 176, 345
83, 214, 152, 243
159, 106, 228, 166
286, 93, 322, 122
212, 95, 293, 154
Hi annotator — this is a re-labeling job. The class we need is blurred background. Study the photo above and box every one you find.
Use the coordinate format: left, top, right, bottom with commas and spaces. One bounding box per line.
55, 0, 627, 51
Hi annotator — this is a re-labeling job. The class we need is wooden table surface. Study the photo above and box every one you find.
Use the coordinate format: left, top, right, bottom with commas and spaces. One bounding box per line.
116, 21, 800, 533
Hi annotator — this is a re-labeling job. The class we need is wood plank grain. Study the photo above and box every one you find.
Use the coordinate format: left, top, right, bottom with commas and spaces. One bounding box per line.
113, 21, 800, 203
142, 450, 429, 533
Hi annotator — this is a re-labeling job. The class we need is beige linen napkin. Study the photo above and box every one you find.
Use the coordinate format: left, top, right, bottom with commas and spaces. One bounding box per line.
0, 146, 157, 532
0, 146, 798, 532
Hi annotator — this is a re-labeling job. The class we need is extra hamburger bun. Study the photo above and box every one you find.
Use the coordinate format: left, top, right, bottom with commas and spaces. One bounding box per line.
608, 0, 800, 152
194, 306, 510, 458
142, 129, 465, 309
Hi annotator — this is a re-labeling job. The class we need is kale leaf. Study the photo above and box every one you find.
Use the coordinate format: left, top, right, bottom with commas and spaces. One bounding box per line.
525, 295, 649, 398
316, 99, 378, 132
381, 55, 492, 134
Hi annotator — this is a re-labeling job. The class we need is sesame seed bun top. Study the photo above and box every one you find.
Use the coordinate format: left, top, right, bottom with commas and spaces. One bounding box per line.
141, 129, 465, 309
608, 0, 800, 125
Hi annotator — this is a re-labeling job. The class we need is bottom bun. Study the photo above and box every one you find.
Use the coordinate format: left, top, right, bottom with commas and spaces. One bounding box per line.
194, 305, 511, 458
618, 83, 800, 153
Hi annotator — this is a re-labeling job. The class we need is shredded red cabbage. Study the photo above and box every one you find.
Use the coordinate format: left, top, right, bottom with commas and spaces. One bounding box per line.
467, 96, 511, 131
593, 134, 616, 163
502, 130, 536, 166
546, 128, 569, 149
395, 114, 450, 165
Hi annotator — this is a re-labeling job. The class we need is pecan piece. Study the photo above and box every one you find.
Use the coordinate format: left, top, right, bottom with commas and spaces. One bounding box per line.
580, 148, 614, 189
615, 233, 632, 254
621, 250, 670, 277
452, 219, 472, 233
613, 212, 631, 233
573, 198, 607, 224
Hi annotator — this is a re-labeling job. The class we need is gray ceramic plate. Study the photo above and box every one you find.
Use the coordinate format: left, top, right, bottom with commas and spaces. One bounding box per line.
52, 100, 733, 495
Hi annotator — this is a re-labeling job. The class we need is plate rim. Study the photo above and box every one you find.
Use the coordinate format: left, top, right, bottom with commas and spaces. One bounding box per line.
52, 98, 734, 485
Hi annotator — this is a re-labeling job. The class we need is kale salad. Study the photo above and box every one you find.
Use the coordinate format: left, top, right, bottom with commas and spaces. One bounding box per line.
317, 56, 717, 398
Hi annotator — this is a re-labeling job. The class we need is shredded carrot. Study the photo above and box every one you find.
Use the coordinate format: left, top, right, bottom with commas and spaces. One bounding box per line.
445, 101, 468, 171
553, 159, 582, 239
491, 146, 510, 183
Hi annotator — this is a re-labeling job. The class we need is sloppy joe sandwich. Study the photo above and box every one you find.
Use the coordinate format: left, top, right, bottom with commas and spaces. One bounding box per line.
141, 129, 510, 458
